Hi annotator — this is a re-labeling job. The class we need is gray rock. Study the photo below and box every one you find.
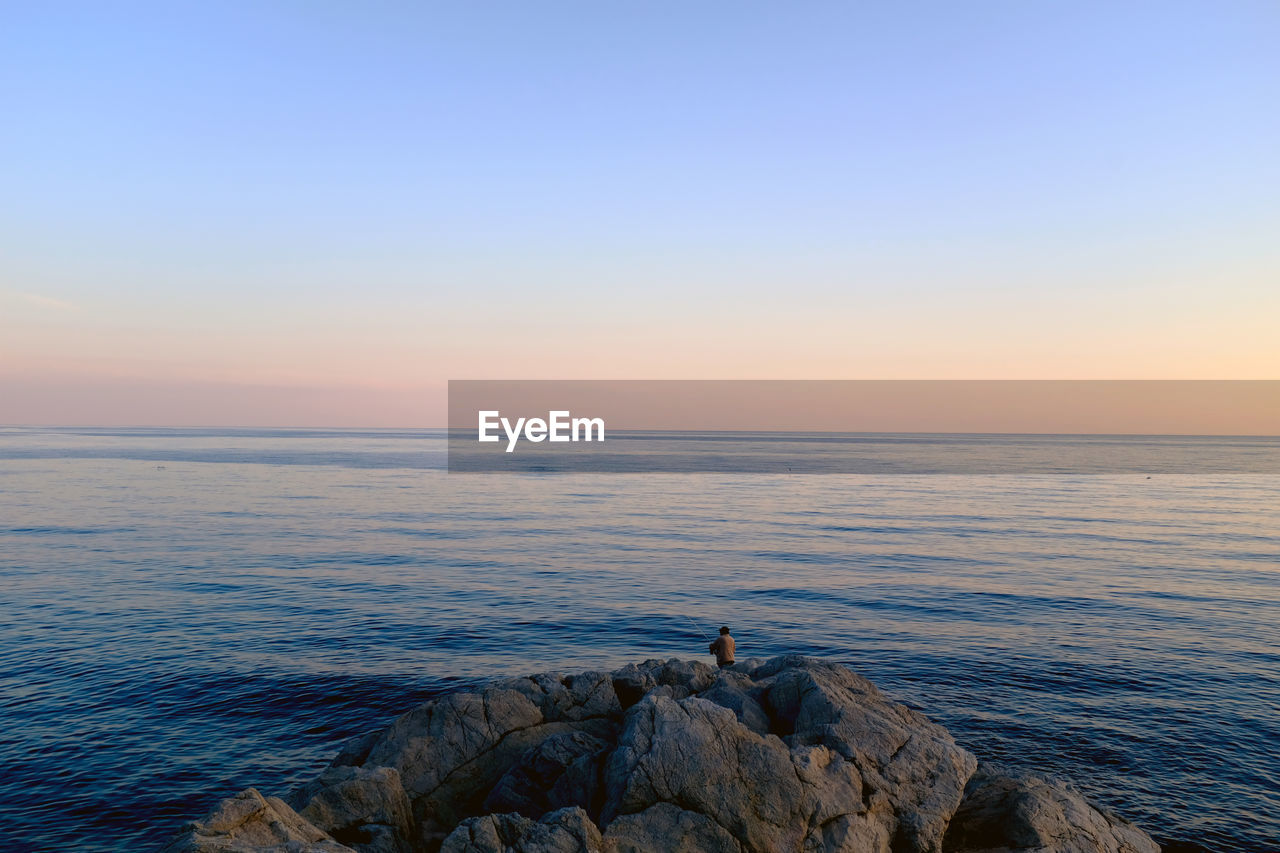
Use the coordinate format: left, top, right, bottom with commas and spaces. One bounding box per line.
728, 658, 766, 674
162, 657, 1158, 853
362, 688, 545, 802
610, 659, 714, 708
161, 787, 354, 853
942, 766, 1160, 853
610, 664, 656, 709
331, 729, 383, 769
484, 731, 611, 819
492, 671, 621, 723
699, 671, 771, 736
357, 683, 614, 849
601, 694, 890, 852
440, 807, 603, 853
760, 656, 977, 852
602, 802, 741, 852
290, 766, 414, 853
645, 658, 716, 693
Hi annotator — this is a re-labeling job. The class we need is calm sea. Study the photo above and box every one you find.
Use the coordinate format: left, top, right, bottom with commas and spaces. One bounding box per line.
0, 427, 1276, 852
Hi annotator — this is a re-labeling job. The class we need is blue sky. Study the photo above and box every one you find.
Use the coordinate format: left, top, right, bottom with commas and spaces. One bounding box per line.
2, 2, 1278, 424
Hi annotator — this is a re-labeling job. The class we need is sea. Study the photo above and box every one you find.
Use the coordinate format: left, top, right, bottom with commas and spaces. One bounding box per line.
0, 427, 1276, 852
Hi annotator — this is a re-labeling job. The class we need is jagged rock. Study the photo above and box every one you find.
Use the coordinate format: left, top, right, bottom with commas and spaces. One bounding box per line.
698, 671, 771, 735
609, 664, 655, 709
601, 694, 892, 852
160, 787, 354, 852
484, 731, 611, 819
440, 807, 603, 853
290, 766, 415, 853
492, 671, 621, 723
331, 729, 383, 768
942, 766, 1160, 853
162, 657, 1159, 853
602, 802, 741, 852
645, 658, 717, 693
760, 655, 977, 852
610, 659, 715, 709
352, 675, 617, 848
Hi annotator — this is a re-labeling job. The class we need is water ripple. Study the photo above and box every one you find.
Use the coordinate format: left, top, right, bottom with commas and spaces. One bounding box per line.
0, 430, 1277, 852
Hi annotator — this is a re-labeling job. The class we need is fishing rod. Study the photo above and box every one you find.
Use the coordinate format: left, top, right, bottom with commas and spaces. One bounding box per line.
685, 614, 711, 642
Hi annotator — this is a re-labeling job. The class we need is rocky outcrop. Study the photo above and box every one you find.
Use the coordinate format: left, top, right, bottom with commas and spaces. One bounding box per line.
161, 657, 1158, 853
441, 807, 604, 853
943, 765, 1159, 853
291, 766, 414, 853
160, 787, 355, 853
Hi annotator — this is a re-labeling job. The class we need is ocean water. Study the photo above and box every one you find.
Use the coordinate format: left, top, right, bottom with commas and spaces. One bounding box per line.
0, 427, 1277, 852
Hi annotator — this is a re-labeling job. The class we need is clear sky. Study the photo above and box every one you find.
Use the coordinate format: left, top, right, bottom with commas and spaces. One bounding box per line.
2, 2, 1278, 426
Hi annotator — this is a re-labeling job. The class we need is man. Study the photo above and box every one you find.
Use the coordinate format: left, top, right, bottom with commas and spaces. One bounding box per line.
709, 626, 735, 668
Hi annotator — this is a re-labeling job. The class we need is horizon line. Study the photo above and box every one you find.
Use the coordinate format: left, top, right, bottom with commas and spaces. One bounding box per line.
5, 424, 1280, 439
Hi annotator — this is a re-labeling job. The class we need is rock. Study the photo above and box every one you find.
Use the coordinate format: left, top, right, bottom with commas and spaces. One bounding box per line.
331, 729, 383, 768
161, 787, 354, 852
361, 688, 544, 802
728, 658, 766, 674
356, 680, 616, 849
760, 656, 977, 852
610, 659, 714, 709
610, 665, 655, 709
601, 694, 891, 852
645, 658, 716, 693
162, 657, 1159, 853
290, 766, 415, 853
484, 731, 611, 819
440, 807, 603, 853
602, 802, 741, 852
698, 671, 771, 736
942, 765, 1160, 853
492, 671, 621, 723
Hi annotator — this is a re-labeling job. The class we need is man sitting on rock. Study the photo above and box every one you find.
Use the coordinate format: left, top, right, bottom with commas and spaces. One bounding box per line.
709, 626, 735, 668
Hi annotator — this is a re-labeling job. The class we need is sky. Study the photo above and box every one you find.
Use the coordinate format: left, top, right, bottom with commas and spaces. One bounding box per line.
2, 1, 1278, 426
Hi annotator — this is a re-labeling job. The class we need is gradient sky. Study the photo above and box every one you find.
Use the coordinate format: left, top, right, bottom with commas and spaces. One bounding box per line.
3, 2, 1278, 426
